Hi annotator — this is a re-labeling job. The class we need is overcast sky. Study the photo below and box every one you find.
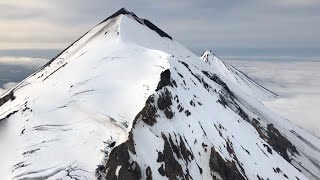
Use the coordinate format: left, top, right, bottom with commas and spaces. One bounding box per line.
0, 0, 320, 59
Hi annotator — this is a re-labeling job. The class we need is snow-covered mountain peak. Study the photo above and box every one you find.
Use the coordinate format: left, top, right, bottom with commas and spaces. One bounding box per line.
201, 49, 219, 65
101, 8, 172, 40
200, 50, 278, 101
201, 49, 213, 58
0, 9, 320, 180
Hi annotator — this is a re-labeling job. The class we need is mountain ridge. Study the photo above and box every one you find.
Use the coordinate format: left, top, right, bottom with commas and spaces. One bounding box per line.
0, 8, 319, 180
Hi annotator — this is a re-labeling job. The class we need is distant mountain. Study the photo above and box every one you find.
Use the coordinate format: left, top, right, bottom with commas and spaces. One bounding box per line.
0, 8, 319, 180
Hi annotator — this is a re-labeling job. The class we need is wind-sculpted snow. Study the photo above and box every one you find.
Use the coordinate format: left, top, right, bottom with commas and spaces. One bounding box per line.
0, 8, 320, 180
201, 50, 278, 102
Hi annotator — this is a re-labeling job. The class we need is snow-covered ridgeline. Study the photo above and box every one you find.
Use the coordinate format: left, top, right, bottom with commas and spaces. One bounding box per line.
0, 8, 319, 180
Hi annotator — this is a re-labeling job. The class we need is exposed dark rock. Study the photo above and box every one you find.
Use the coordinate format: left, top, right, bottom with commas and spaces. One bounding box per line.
0, 90, 15, 107
101, 8, 172, 40
96, 131, 137, 179
174, 95, 179, 103
177, 104, 184, 112
0, 110, 18, 121
251, 119, 268, 140
202, 71, 253, 125
157, 89, 172, 110
275, 167, 281, 173
199, 123, 207, 136
157, 88, 174, 119
250, 119, 299, 163
157, 133, 185, 179
202, 143, 208, 152
202, 143, 208, 148
266, 124, 299, 162
257, 143, 270, 157
12, 162, 30, 172
142, 19, 172, 40
95, 165, 105, 180
241, 146, 251, 155
202, 71, 300, 167
157, 151, 164, 162
202, 71, 230, 92
263, 144, 272, 154
226, 141, 234, 155
22, 148, 40, 155
127, 132, 136, 154
104, 143, 141, 180
185, 110, 191, 116
233, 154, 247, 178
183, 80, 186, 86
238, 107, 249, 121
158, 164, 165, 176
180, 61, 189, 69
172, 80, 177, 88
273, 168, 277, 173
156, 69, 172, 91
218, 94, 228, 108
179, 61, 212, 91
198, 164, 203, 174
164, 109, 174, 119
146, 166, 153, 180
134, 95, 158, 126
257, 175, 264, 180
168, 134, 182, 159
102, 8, 135, 23
209, 147, 245, 180
109, 141, 116, 148
179, 136, 194, 162
190, 100, 195, 107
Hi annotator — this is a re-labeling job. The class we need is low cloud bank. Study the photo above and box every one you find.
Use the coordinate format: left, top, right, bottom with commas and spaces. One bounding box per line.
0, 56, 48, 69
227, 60, 320, 137
0, 82, 17, 95
0, 56, 48, 95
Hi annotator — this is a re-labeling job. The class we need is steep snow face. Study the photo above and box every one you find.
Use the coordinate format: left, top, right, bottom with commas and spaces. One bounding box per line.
0, 8, 319, 180
201, 50, 278, 101
0, 11, 171, 179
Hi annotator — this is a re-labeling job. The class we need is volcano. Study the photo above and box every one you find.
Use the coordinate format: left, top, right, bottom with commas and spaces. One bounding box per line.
0, 8, 319, 180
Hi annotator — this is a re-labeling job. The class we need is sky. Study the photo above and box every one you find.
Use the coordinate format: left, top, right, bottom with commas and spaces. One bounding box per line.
0, 56, 47, 94
0, 1, 319, 136
0, 0, 320, 60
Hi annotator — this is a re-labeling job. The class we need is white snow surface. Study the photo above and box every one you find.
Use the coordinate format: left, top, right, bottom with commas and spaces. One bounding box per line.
0, 9, 319, 180
200, 50, 278, 101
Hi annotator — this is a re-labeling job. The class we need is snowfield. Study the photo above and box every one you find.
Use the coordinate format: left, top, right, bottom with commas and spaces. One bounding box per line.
0, 8, 319, 180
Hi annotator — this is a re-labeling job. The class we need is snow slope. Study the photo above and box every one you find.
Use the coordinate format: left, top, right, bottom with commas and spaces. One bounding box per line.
200, 50, 278, 101
0, 8, 319, 180
200, 50, 320, 179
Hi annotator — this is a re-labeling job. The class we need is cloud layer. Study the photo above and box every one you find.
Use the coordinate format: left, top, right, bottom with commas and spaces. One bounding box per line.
0, 56, 48, 95
0, 82, 17, 95
0, 56, 48, 68
227, 60, 320, 137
